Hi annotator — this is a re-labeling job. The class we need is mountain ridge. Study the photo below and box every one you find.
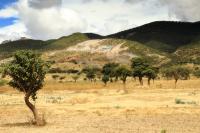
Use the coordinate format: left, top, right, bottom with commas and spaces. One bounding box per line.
0, 21, 200, 66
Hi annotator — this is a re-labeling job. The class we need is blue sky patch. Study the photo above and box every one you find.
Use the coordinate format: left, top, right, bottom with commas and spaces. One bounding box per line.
0, 17, 17, 27
0, 0, 17, 9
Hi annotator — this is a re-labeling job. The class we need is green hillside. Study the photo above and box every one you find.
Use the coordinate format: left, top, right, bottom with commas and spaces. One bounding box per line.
0, 21, 200, 66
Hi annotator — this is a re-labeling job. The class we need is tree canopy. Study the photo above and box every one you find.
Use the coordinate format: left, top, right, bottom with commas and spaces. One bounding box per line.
2, 50, 49, 125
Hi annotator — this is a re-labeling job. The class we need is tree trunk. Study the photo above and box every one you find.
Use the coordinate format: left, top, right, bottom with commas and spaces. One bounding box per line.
123, 81, 128, 94
139, 77, 143, 85
148, 78, 151, 86
24, 92, 39, 124
175, 79, 178, 88
104, 82, 107, 87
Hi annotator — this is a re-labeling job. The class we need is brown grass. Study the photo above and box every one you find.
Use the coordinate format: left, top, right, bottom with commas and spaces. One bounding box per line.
0, 78, 200, 132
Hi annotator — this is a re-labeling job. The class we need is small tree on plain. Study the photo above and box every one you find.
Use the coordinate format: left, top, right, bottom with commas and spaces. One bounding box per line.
131, 57, 150, 85
102, 75, 109, 86
115, 65, 131, 93
143, 68, 157, 86
102, 63, 119, 82
82, 67, 95, 81
162, 66, 190, 88
72, 74, 80, 82
2, 50, 49, 125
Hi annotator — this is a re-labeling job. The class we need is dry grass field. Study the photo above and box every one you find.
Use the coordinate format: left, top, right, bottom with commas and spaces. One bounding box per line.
1, 77, 200, 133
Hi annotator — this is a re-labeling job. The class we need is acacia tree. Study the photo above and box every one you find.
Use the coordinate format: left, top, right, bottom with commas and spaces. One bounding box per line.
131, 57, 150, 85
162, 66, 190, 88
143, 68, 157, 86
2, 51, 49, 125
115, 65, 131, 93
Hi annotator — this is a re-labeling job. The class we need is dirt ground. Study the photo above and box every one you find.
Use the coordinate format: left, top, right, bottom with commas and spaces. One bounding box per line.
1, 79, 200, 133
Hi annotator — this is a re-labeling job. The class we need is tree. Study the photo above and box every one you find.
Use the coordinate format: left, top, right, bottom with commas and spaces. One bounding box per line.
115, 65, 131, 93
131, 57, 150, 85
162, 66, 190, 88
102, 75, 109, 86
82, 66, 101, 82
143, 68, 157, 85
72, 74, 80, 82
2, 51, 49, 125
102, 63, 119, 82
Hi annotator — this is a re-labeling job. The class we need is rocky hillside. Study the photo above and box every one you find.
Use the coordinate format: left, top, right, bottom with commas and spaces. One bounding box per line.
0, 21, 200, 69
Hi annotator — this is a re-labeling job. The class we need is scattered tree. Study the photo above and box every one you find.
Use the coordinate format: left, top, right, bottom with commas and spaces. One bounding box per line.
2, 51, 49, 125
82, 66, 99, 81
162, 66, 190, 88
131, 57, 150, 85
143, 68, 157, 85
72, 74, 80, 82
102, 75, 109, 86
102, 63, 119, 82
115, 65, 131, 93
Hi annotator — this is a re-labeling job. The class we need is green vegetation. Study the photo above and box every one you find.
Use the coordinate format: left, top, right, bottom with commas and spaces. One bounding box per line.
162, 66, 190, 88
102, 75, 109, 86
72, 74, 80, 82
175, 99, 185, 104
0, 33, 89, 59
102, 63, 119, 82
2, 50, 50, 125
0, 79, 7, 86
193, 69, 200, 78
82, 66, 101, 81
131, 57, 157, 85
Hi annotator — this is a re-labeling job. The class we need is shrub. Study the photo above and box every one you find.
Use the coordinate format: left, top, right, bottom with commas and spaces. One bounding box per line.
0, 79, 7, 86
193, 69, 200, 78
52, 74, 59, 80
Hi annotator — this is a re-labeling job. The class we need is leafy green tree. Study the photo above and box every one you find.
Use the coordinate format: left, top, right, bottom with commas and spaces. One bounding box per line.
115, 65, 131, 93
86, 70, 95, 81
131, 57, 150, 85
102, 63, 119, 82
143, 67, 158, 85
2, 51, 49, 125
102, 75, 109, 86
82, 66, 98, 81
162, 66, 190, 88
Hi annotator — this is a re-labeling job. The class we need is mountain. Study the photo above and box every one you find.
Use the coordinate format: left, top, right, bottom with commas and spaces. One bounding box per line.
107, 21, 200, 52
0, 21, 200, 68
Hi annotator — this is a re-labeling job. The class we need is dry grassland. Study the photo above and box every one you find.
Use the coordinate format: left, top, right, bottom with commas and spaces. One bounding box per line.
1, 77, 200, 133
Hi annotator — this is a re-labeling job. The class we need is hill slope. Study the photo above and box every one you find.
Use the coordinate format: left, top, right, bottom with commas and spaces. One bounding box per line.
0, 21, 200, 67
107, 21, 200, 52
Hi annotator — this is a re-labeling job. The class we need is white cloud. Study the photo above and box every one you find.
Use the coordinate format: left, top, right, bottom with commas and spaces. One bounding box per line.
0, 7, 18, 18
159, 0, 200, 21
0, 21, 27, 43
15, 0, 87, 40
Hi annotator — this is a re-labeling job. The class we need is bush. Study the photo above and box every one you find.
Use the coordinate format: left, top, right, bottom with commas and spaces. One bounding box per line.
67, 69, 79, 74
52, 74, 59, 80
175, 99, 185, 104
0, 79, 7, 86
49, 67, 67, 73
193, 69, 200, 78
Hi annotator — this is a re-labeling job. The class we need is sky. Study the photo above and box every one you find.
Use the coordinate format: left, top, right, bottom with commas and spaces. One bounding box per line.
0, 0, 199, 43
